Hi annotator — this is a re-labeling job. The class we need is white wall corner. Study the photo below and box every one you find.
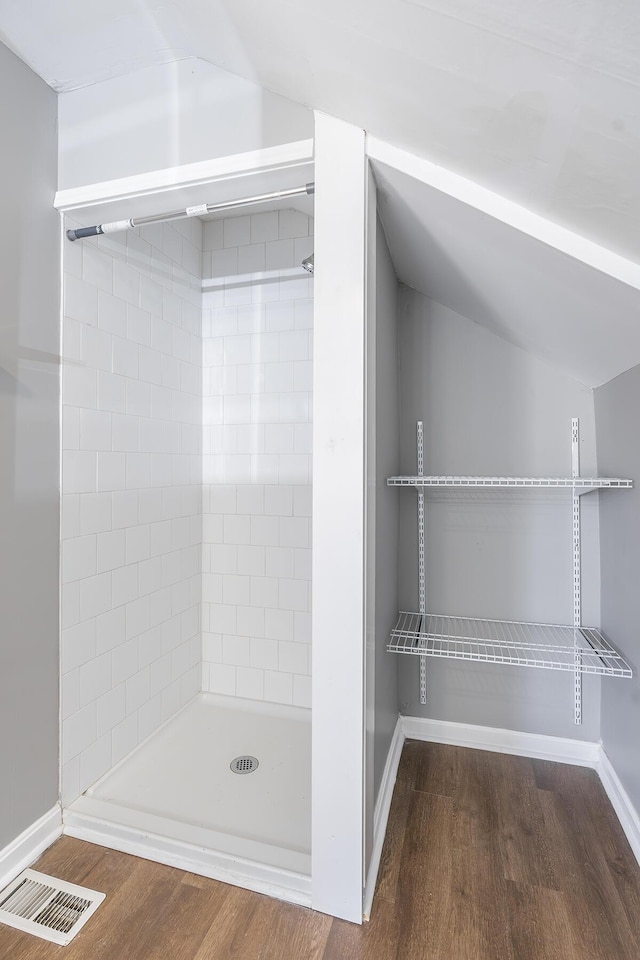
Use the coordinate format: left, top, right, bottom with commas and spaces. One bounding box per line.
598, 749, 640, 870
0, 806, 63, 892
363, 718, 405, 920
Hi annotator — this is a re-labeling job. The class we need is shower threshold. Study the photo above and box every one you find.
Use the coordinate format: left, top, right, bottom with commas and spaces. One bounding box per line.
63, 694, 311, 906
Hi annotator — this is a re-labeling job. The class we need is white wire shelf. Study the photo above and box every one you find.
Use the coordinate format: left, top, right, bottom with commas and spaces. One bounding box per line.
387, 476, 633, 492
388, 612, 633, 678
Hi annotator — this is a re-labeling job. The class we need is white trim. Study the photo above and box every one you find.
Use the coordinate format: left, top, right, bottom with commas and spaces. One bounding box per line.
62, 809, 310, 908
401, 715, 601, 767
54, 140, 314, 212
0, 806, 63, 891
363, 718, 404, 920
598, 749, 640, 869
367, 136, 640, 294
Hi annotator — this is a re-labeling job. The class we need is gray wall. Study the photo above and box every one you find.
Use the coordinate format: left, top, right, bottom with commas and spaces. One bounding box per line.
373, 220, 400, 800
0, 42, 60, 849
595, 364, 640, 812
397, 287, 602, 739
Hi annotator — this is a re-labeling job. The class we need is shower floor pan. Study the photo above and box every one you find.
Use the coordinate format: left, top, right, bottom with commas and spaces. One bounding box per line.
64, 694, 311, 905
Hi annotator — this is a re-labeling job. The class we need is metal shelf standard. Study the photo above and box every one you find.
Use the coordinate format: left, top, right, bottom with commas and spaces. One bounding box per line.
387, 418, 633, 722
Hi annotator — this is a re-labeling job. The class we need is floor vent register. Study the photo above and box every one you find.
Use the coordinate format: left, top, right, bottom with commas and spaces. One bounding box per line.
0, 869, 105, 945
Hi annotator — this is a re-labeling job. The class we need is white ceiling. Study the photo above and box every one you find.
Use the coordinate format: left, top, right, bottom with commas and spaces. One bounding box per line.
2, 0, 640, 265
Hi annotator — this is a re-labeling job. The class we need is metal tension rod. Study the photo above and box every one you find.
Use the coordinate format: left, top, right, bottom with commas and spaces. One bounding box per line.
66, 182, 315, 242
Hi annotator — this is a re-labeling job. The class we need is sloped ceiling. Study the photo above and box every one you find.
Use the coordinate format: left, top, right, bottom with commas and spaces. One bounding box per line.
2, 0, 640, 266
372, 155, 640, 388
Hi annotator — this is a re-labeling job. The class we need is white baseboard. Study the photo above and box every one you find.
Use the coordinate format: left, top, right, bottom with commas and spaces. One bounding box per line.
598, 749, 640, 868
363, 718, 404, 920
63, 808, 311, 909
0, 806, 62, 891
401, 715, 601, 767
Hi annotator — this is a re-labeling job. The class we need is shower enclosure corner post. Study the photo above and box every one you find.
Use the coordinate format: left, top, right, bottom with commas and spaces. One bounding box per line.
311, 112, 368, 924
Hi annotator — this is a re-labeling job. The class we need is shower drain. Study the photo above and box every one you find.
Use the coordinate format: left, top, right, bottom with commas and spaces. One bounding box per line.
230, 755, 259, 775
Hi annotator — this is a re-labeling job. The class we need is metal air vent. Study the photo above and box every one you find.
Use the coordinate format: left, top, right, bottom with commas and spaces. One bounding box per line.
0, 869, 105, 945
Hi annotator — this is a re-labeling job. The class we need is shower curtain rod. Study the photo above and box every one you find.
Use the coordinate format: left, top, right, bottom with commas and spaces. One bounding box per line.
66, 182, 315, 242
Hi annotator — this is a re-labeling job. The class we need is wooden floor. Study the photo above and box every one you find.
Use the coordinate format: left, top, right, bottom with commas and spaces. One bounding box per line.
3, 741, 640, 959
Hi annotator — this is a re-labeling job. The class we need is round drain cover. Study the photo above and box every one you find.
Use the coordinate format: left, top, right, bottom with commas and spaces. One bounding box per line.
230, 755, 259, 775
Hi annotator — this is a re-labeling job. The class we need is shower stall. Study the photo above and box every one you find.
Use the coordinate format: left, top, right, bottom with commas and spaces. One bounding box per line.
59, 170, 315, 903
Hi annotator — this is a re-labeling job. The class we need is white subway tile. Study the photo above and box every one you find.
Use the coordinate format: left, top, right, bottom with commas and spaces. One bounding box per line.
293, 485, 312, 517
222, 634, 251, 667
224, 216, 251, 248
265, 546, 295, 579
238, 244, 266, 274
237, 605, 265, 638
294, 299, 313, 330
63, 365, 97, 410
62, 620, 97, 673
279, 578, 309, 612
97, 451, 126, 491
112, 489, 138, 529
112, 336, 139, 378
98, 291, 127, 336
97, 529, 126, 573
79, 572, 112, 620
80, 409, 112, 452
251, 212, 279, 243
111, 713, 138, 764
126, 524, 150, 563
62, 581, 80, 629
264, 670, 293, 705
113, 260, 140, 306
223, 514, 250, 544
97, 370, 126, 413
208, 603, 237, 634
264, 608, 294, 643
222, 574, 250, 605
279, 454, 310, 484
207, 663, 236, 696
265, 300, 295, 332
211, 248, 238, 278
62, 494, 81, 540
236, 666, 264, 701
112, 637, 139, 685
294, 610, 311, 644
63, 535, 97, 583
138, 557, 163, 596
96, 606, 126, 654
65, 275, 98, 325
210, 543, 237, 575
250, 515, 279, 546
279, 516, 310, 548
203, 220, 224, 252
111, 564, 138, 609
250, 576, 278, 608
278, 209, 310, 240
82, 325, 112, 373
138, 695, 162, 741
97, 684, 126, 737
111, 413, 139, 453
265, 239, 295, 271
293, 674, 312, 708
78, 652, 112, 708
62, 704, 97, 763
62, 669, 80, 720
236, 545, 265, 576
203, 633, 222, 663
249, 638, 278, 671
278, 640, 309, 675
126, 667, 151, 714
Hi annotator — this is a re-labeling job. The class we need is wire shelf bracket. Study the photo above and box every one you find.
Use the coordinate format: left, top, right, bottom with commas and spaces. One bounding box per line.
387, 418, 633, 721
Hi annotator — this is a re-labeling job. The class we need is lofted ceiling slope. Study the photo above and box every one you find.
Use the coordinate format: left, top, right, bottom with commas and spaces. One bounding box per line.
2, 1, 640, 266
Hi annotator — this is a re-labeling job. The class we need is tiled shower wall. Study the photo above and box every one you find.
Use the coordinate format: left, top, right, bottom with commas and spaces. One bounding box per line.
61, 218, 202, 804
201, 210, 313, 707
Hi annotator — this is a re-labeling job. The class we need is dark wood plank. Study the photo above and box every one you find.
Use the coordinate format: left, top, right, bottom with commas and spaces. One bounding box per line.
2, 743, 640, 960
395, 790, 455, 960
322, 898, 399, 960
